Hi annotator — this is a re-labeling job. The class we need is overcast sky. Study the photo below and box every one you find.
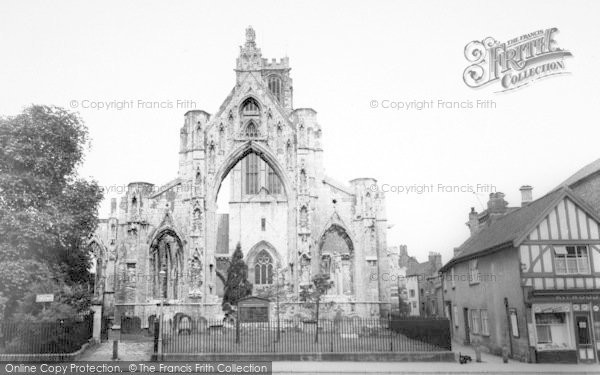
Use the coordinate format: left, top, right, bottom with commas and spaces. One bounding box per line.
1, 0, 599, 263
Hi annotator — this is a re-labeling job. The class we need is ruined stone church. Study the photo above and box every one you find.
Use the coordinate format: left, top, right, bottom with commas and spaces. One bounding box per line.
90, 27, 390, 325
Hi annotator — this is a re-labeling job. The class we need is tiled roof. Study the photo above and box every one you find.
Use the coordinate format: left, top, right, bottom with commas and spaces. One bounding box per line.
556, 158, 600, 189
407, 260, 437, 277
440, 188, 565, 272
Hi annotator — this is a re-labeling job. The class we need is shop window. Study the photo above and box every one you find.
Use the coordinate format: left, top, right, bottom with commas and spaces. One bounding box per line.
535, 312, 570, 349
554, 245, 590, 275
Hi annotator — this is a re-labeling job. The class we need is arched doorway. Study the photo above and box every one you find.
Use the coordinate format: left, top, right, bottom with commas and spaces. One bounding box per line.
207, 140, 295, 297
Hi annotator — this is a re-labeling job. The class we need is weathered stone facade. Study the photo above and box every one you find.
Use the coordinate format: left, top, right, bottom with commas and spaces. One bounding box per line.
89, 27, 389, 325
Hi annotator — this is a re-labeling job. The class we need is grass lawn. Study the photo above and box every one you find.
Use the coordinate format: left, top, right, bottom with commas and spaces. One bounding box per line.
163, 324, 443, 354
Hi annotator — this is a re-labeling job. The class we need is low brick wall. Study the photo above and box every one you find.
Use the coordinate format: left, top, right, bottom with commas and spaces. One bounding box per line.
159, 351, 455, 362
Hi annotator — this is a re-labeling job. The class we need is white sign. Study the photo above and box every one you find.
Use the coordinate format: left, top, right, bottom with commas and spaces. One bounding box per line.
35, 294, 54, 303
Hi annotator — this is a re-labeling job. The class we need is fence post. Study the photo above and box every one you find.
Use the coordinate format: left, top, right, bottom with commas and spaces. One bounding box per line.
236, 317, 240, 344
152, 320, 159, 361
389, 314, 393, 352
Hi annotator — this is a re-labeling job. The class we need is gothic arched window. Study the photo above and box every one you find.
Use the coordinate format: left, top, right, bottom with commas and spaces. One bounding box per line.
268, 75, 283, 103
241, 98, 260, 115
245, 153, 260, 194
267, 168, 282, 194
150, 232, 183, 300
244, 121, 259, 137
254, 250, 273, 285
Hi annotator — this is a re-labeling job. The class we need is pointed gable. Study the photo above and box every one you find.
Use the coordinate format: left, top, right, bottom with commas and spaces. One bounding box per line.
526, 196, 600, 241
441, 187, 600, 272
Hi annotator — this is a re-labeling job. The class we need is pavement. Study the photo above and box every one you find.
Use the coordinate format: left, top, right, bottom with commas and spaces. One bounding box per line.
77, 340, 600, 374
78, 341, 153, 361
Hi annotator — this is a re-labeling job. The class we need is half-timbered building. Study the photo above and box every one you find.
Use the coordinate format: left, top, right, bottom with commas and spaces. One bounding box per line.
440, 185, 600, 364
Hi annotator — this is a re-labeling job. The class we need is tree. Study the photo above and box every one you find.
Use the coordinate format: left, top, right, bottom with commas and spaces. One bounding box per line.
0, 105, 103, 317
398, 295, 411, 316
222, 243, 252, 311
256, 268, 289, 342
299, 273, 333, 343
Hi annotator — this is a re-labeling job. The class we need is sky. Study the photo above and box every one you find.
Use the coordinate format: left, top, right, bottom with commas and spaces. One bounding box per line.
1, 0, 599, 263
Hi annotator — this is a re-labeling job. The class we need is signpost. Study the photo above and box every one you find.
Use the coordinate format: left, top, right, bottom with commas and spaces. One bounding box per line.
35, 294, 54, 303
36, 294, 54, 312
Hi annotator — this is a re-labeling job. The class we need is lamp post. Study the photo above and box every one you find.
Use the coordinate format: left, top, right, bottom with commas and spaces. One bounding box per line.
157, 269, 166, 361
275, 268, 283, 343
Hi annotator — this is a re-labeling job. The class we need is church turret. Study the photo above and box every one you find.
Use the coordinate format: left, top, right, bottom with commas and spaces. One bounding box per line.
236, 26, 293, 110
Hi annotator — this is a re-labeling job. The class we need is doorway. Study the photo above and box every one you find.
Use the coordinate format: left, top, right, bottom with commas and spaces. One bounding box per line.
463, 307, 470, 345
574, 313, 596, 363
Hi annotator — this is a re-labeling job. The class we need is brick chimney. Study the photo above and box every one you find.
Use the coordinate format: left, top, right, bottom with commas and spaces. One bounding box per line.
486, 192, 509, 224
487, 192, 508, 214
467, 207, 479, 235
519, 185, 533, 206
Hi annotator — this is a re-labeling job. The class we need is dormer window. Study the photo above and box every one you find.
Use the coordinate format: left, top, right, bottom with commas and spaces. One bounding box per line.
241, 98, 260, 115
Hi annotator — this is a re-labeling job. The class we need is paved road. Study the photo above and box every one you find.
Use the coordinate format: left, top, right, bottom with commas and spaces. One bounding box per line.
271, 361, 600, 374
77, 340, 600, 374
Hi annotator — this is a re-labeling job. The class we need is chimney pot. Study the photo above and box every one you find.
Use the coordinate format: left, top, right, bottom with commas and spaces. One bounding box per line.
520, 185, 533, 206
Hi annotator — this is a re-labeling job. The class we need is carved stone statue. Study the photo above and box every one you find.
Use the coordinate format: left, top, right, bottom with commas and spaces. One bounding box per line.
188, 254, 203, 298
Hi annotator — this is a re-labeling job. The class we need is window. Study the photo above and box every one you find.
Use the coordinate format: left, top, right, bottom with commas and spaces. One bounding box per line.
480, 309, 489, 336
469, 259, 480, 284
535, 313, 566, 344
471, 309, 481, 334
261, 218, 266, 231
268, 75, 283, 103
242, 98, 260, 115
554, 245, 590, 275
254, 250, 273, 285
267, 167, 282, 194
409, 289, 415, 298
453, 305, 459, 328
244, 121, 259, 137
412, 301, 417, 308
245, 153, 259, 194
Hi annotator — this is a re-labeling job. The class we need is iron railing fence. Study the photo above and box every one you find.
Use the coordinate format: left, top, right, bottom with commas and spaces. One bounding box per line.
158, 316, 451, 354
0, 314, 93, 354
